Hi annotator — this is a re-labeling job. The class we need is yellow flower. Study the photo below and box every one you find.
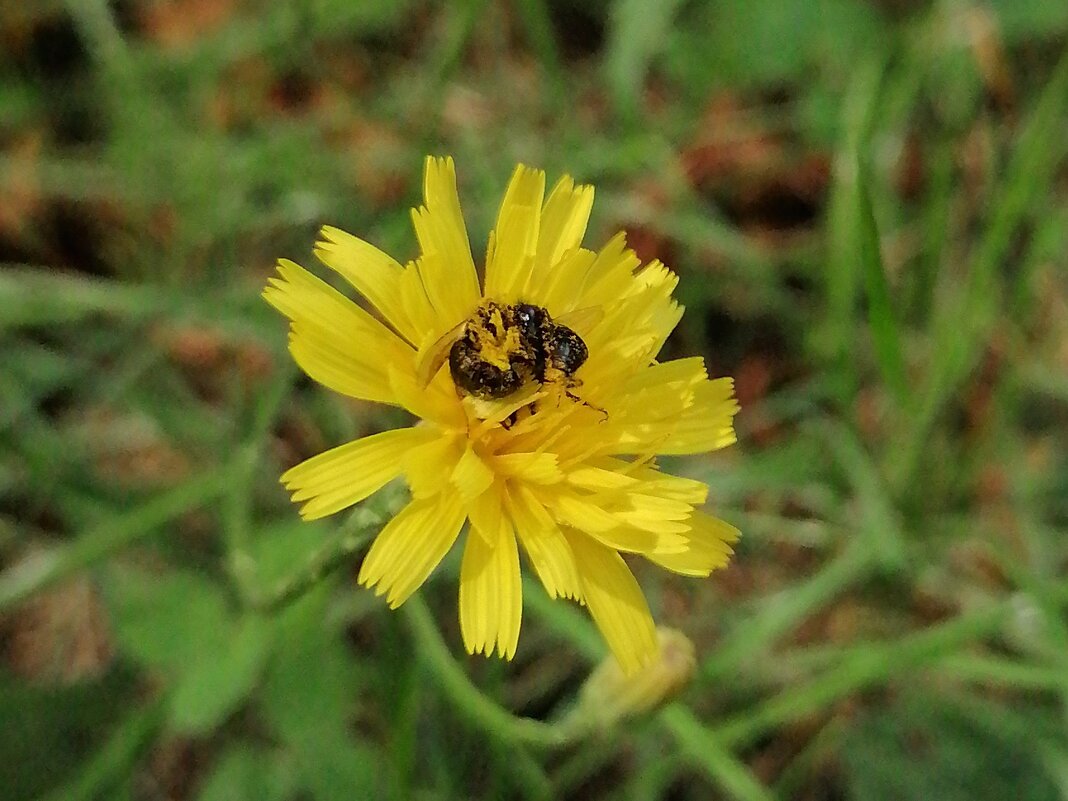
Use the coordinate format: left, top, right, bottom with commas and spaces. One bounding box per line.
264, 157, 739, 672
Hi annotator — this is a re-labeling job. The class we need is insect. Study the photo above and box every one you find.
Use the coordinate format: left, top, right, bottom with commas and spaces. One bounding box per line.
417, 301, 596, 409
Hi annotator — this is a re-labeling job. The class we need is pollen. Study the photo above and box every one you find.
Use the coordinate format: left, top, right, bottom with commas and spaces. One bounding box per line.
468, 305, 522, 371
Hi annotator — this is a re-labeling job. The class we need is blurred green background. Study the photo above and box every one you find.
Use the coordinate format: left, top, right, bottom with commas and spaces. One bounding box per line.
2, 0, 1067, 799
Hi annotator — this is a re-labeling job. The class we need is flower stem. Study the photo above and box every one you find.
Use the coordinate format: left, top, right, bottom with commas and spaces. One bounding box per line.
243, 518, 379, 613
402, 595, 586, 750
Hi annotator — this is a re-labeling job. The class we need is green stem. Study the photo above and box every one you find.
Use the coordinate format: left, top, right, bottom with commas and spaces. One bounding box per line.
661, 705, 776, 801
551, 736, 624, 795
933, 654, 1068, 692
505, 747, 555, 801
243, 518, 380, 613
401, 595, 583, 750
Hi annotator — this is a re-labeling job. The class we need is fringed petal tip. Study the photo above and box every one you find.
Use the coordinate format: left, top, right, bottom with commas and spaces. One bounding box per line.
463, 634, 519, 661
357, 576, 407, 611
646, 513, 740, 577
459, 524, 523, 662
424, 154, 456, 180
357, 496, 467, 611
510, 162, 546, 185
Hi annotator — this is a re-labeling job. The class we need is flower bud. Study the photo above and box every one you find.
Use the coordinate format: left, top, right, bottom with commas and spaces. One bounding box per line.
575, 628, 697, 729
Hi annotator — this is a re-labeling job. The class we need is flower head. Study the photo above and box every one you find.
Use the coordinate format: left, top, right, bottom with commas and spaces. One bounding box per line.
264, 157, 739, 672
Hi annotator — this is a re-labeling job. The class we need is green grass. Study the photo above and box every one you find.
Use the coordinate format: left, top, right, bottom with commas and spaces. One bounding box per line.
2, 1, 1068, 799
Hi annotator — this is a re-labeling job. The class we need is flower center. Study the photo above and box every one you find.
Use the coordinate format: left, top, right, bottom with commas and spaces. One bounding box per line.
447, 301, 589, 402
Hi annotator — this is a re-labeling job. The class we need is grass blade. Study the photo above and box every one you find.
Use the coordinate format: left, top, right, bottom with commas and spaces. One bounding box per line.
40, 700, 165, 801
856, 153, 908, 403
0, 460, 240, 611
893, 50, 1068, 489
604, 0, 685, 118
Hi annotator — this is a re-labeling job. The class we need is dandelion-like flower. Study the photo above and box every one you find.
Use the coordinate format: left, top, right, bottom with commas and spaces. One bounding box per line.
265, 157, 739, 672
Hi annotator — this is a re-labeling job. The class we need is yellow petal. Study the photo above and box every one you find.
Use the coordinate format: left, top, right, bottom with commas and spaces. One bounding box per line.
626, 465, 709, 504
491, 451, 564, 485
527, 176, 594, 305
566, 531, 658, 673
467, 386, 546, 436
467, 484, 503, 547
287, 329, 393, 403
451, 445, 495, 501
282, 427, 432, 520
601, 375, 738, 458
358, 494, 466, 608
568, 460, 707, 506
410, 156, 481, 325
459, 516, 523, 659
620, 493, 694, 524
647, 512, 739, 576
546, 490, 669, 554
633, 258, 679, 293
539, 247, 597, 314
549, 490, 620, 533
313, 226, 414, 342
598, 356, 704, 422
622, 262, 684, 362
565, 465, 639, 493
537, 176, 593, 265
396, 259, 439, 341
387, 365, 465, 429
625, 357, 707, 394
505, 484, 581, 600
575, 232, 641, 309
484, 164, 545, 302
655, 378, 740, 455
263, 259, 413, 404
402, 431, 464, 499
